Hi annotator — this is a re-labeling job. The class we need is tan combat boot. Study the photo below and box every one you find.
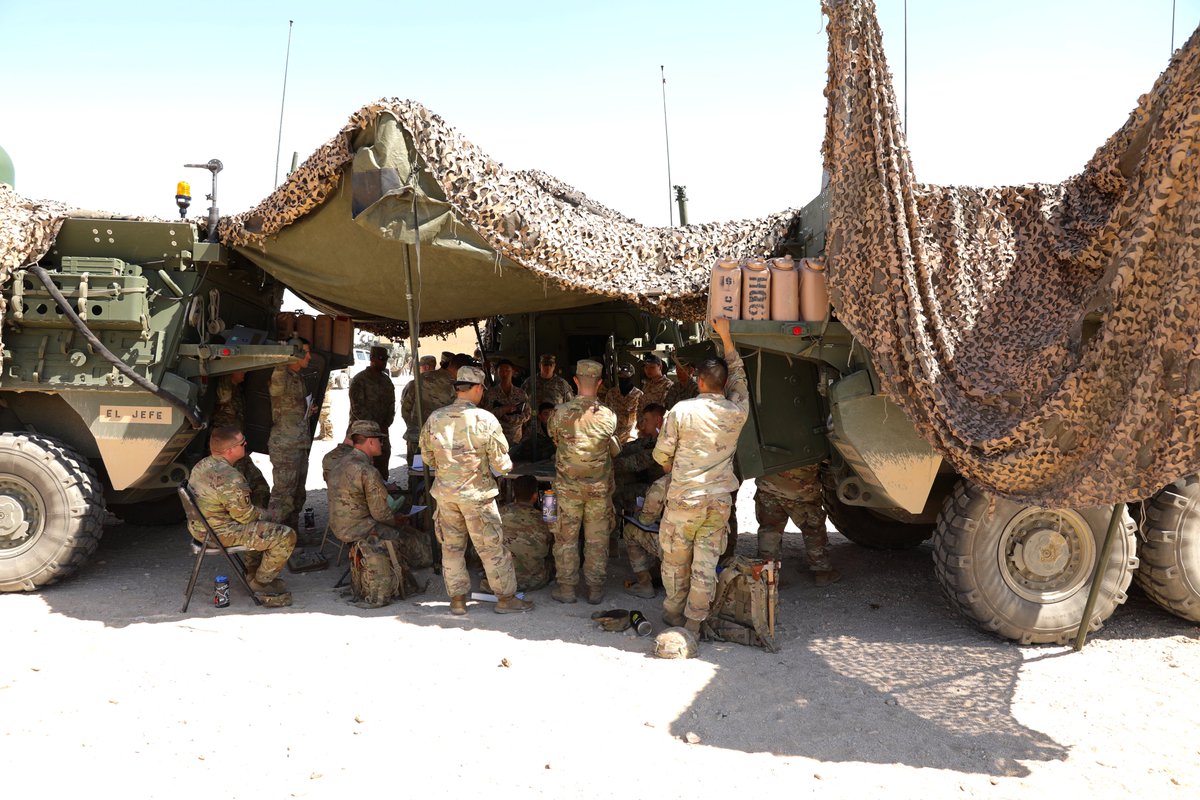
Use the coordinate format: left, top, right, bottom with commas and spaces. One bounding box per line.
587, 585, 604, 605
684, 618, 702, 636
249, 576, 288, 594
449, 595, 468, 615
495, 595, 534, 614
551, 583, 577, 604
624, 571, 656, 599
663, 611, 686, 628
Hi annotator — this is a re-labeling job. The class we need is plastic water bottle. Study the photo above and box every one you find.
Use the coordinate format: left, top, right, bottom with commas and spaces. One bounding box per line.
213, 575, 230, 608
303, 507, 316, 530
629, 609, 652, 637
541, 489, 557, 523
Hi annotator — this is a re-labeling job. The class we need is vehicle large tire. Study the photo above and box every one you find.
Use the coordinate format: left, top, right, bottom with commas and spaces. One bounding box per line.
1135, 475, 1200, 622
932, 480, 1137, 644
110, 492, 186, 527
822, 485, 933, 549
0, 432, 106, 591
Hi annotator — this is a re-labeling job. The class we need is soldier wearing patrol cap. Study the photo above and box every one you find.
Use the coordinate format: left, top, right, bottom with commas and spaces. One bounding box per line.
419, 365, 533, 615
521, 353, 574, 410
547, 359, 620, 605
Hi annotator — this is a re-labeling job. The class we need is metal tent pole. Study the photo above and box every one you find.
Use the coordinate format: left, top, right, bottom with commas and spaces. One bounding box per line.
1073, 503, 1126, 651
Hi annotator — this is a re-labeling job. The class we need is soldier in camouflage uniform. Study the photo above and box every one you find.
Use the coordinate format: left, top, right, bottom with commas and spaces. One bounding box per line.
190, 426, 296, 595
317, 376, 335, 441
495, 474, 553, 591
419, 365, 533, 615
548, 359, 620, 605
211, 370, 270, 509
665, 359, 699, 409
268, 339, 313, 533
638, 353, 673, 419
622, 473, 670, 599
521, 354, 574, 415
349, 345, 396, 478
510, 402, 557, 462
400, 355, 437, 467
482, 359, 531, 446
613, 403, 666, 516
402, 353, 466, 468
653, 318, 749, 636
328, 421, 431, 606
601, 363, 643, 442
755, 465, 840, 585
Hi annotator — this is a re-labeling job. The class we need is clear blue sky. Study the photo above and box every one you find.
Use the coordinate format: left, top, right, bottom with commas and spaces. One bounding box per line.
2, 1, 1196, 226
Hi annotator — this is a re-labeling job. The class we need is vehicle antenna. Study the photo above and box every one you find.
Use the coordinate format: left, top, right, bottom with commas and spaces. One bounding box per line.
274, 20, 295, 189
661, 65, 674, 227
1171, 0, 1177, 53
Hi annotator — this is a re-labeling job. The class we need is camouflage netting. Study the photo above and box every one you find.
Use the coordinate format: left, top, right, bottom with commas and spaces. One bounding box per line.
823, 0, 1200, 506
0, 185, 69, 351
218, 99, 798, 323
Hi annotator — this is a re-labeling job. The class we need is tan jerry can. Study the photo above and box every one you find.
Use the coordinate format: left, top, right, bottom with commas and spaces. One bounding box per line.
332, 316, 354, 355
768, 256, 800, 320
314, 315, 333, 352
741, 258, 771, 321
708, 258, 742, 320
800, 258, 830, 322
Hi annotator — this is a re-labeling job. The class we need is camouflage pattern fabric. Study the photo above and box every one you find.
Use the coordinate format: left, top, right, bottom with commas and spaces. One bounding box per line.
189, 455, 296, 583
822, 0, 1200, 505
318, 384, 334, 441
601, 386, 642, 443
613, 435, 664, 514
638, 375, 672, 418
500, 502, 553, 591
435, 496, 517, 598
755, 465, 831, 572
211, 375, 244, 428
510, 421, 556, 462
402, 369, 456, 449
350, 537, 407, 606
0, 187, 68, 353
482, 383, 531, 446
321, 442, 355, 484
350, 368, 395, 474
659, 494, 731, 623
268, 365, 311, 529
665, 376, 699, 409
327, 447, 398, 542
653, 349, 748, 502
622, 474, 670, 574
400, 378, 420, 448
419, 398, 511, 503
268, 451, 309, 533
548, 396, 619, 588
522, 374, 574, 409
236, 457, 271, 511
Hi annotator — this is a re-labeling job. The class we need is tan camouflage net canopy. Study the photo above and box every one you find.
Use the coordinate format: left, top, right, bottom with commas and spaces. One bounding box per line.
823, 0, 1200, 506
0, 186, 69, 351
218, 100, 797, 327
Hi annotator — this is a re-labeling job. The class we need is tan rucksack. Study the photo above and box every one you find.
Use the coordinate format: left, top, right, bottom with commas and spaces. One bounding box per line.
350, 538, 423, 607
703, 556, 779, 652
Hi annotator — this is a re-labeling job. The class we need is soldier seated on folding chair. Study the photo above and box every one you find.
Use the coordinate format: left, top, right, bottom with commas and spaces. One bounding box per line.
327, 421, 433, 571
189, 426, 297, 594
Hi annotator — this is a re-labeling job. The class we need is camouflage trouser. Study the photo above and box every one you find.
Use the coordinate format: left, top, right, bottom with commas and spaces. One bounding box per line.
365, 520, 434, 570
435, 497, 516, 598
210, 521, 297, 583
318, 395, 333, 440
237, 456, 271, 510
613, 480, 649, 519
623, 521, 662, 574
754, 488, 831, 572
660, 494, 731, 622
268, 447, 310, 532
554, 480, 614, 589
505, 526, 552, 592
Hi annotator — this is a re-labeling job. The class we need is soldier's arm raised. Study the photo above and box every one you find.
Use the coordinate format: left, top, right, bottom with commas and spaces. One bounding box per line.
713, 318, 749, 413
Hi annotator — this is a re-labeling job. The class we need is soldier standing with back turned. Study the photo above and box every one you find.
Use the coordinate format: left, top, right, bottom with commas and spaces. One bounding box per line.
268, 338, 313, 534
548, 359, 620, 605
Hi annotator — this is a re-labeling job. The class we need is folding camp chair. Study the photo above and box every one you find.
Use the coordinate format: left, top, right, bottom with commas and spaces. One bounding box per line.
178, 481, 263, 612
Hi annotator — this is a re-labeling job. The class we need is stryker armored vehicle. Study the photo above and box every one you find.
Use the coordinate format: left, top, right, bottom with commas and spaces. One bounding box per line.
0, 184, 350, 591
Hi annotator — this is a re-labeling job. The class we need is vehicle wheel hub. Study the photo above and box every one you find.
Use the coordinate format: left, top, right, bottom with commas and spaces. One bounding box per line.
998, 509, 1093, 603
0, 479, 42, 549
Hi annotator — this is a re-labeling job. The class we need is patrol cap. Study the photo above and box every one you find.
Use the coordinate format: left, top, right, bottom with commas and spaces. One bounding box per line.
616, 363, 634, 378
369, 345, 388, 360
349, 420, 387, 438
642, 352, 664, 366
576, 359, 603, 379
454, 365, 487, 386
419, 355, 437, 367
539, 353, 556, 365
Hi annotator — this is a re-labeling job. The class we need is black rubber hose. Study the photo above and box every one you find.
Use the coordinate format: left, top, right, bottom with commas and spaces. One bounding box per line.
26, 264, 206, 430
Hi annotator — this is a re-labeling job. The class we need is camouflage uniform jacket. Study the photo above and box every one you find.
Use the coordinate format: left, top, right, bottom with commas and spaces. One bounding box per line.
637, 474, 671, 526
419, 398, 512, 503
321, 443, 356, 484
269, 366, 310, 450
639, 375, 674, 417
601, 385, 643, 442
548, 396, 619, 488
327, 447, 394, 542
616, 435, 664, 484
400, 369, 453, 444
188, 455, 263, 539
522, 374, 574, 408
654, 349, 749, 501
482, 383, 531, 445
212, 375, 243, 428
665, 375, 699, 409
349, 368, 396, 428
758, 465, 822, 500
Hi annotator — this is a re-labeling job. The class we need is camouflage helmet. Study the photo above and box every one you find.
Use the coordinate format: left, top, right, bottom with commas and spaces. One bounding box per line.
654, 626, 698, 659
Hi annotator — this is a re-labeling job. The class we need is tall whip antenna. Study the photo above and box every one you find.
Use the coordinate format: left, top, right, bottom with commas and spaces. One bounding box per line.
903, 0, 908, 132
661, 65, 674, 227
274, 20, 294, 189
1172, 0, 1177, 53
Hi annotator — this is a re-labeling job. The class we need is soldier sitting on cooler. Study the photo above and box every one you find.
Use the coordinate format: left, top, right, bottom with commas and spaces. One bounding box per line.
189, 425, 297, 598
327, 420, 432, 574
622, 473, 671, 599
510, 402, 557, 462
482, 358, 531, 446
755, 466, 841, 586
602, 363, 642, 442
613, 403, 666, 517
489, 474, 553, 592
